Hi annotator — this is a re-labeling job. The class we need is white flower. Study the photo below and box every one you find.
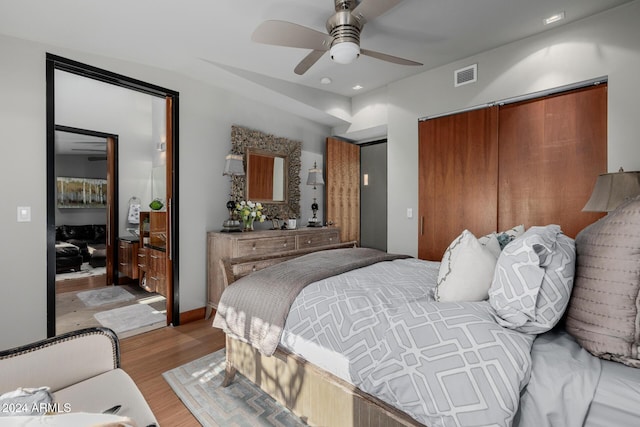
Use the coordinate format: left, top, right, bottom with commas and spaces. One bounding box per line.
239, 201, 246, 206
248, 201, 255, 208
250, 211, 257, 217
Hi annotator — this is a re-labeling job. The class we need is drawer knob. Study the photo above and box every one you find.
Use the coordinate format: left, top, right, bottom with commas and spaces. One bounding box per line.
307, 240, 311, 244
252, 265, 256, 272
283, 242, 287, 247
329, 237, 333, 241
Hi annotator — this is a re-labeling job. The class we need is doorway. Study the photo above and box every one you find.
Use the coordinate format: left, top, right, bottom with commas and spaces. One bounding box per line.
54, 127, 114, 289
46, 54, 180, 337
360, 140, 388, 251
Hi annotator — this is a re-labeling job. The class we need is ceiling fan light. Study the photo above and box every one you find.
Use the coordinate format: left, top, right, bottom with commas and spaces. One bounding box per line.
330, 42, 360, 64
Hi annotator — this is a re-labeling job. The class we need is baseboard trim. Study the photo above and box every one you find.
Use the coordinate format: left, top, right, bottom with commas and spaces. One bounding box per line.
179, 307, 206, 324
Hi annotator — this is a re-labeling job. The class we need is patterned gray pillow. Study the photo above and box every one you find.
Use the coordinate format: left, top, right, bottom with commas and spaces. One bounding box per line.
489, 225, 576, 334
565, 195, 640, 368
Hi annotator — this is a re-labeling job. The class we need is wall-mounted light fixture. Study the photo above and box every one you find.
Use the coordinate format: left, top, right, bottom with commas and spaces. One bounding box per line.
363, 173, 369, 186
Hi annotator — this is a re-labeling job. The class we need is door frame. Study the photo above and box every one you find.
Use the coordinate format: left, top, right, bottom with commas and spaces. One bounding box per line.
53, 125, 118, 288
46, 54, 181, 337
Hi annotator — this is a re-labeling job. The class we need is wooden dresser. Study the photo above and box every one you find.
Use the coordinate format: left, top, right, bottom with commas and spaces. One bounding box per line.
206, 227, 342, 318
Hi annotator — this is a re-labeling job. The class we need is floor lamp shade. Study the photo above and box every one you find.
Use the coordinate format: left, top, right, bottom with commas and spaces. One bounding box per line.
582, 170, 640, 212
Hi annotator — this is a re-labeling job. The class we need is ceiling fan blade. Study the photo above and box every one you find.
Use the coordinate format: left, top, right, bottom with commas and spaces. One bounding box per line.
252, 20, 332, 51
294, 50, 327, 75
360, 48, 422, 66
351, 0, 403, 25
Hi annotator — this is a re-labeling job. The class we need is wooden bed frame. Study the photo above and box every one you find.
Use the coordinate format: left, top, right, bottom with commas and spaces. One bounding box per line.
219, 244, 423, 427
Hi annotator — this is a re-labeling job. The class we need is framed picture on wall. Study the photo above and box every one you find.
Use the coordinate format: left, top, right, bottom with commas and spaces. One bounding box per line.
56, 176, 107, 208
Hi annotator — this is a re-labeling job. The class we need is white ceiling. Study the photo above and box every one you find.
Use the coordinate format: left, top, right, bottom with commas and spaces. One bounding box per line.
55, 130, 106, 156
0, 0, 633, 127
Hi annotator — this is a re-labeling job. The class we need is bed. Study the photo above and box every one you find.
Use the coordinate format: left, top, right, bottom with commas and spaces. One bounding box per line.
212, 199, 640, 427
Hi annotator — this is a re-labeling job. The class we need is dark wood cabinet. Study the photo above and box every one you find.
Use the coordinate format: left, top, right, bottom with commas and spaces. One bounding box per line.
147, 248, 167, 297
118, 238, 139, 283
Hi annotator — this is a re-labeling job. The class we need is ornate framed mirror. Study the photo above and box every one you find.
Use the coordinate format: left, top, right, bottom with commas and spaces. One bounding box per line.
230, 125, 301, 219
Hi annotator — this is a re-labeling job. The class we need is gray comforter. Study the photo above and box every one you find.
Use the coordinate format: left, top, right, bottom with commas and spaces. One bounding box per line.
213, 248, 410, 355
281, 258, 536, 427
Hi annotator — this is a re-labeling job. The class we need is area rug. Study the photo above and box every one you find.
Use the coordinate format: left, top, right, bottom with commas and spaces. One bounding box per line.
163, 349, 305, 427
77, 286, 135, 307
94, 303, 165, 335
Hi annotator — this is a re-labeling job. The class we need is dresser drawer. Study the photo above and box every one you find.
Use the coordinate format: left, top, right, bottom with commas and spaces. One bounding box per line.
137, 248, 148, 271
236, 236, 296, 256
297, 231, 340, 249
231, 257, 298, 280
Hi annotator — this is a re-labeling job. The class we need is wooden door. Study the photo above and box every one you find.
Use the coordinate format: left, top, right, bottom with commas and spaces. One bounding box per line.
418, 107, 499, 260
498, 84, 607, 237
326, 137, 360, 244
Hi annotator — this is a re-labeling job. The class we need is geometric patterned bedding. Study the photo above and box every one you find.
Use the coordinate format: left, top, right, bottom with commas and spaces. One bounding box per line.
282, 258, 535, 427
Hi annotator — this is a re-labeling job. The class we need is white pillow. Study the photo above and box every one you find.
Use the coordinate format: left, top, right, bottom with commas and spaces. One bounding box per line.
436, 230, 500, 302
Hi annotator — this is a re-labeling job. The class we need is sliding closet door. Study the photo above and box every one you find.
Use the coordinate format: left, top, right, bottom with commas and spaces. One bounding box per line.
326, 137, 360, 244
418, 107, 499, 260
498, 85, 607, 237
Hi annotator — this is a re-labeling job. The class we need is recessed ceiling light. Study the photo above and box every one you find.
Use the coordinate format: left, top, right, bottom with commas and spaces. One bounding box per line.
320, 77, 332, 85
352, 85, 363, 91
544, 11, 565, 25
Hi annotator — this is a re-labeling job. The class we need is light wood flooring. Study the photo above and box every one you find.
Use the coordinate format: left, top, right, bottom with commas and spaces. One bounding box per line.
120, 318, 225, 426
56, 273, 166, 336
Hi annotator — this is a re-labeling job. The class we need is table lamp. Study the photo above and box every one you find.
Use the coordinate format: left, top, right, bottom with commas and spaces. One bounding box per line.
306, 161, 325, 227
221, 153, 244, 232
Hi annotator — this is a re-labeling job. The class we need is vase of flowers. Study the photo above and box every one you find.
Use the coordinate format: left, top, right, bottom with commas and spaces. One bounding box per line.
235, 200, 266, 231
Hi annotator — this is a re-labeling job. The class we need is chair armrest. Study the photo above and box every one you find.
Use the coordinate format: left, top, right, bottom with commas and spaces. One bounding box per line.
0, 327, 120, 394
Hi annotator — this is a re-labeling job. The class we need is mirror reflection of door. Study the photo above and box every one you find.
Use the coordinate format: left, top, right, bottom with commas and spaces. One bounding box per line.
48, 55, 179, 338
246, 150, 287, 202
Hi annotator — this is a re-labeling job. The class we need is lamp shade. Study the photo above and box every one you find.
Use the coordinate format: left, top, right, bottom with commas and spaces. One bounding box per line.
306, 162, 325, 186
223, 153, 245, 176
582, 170, 640, 212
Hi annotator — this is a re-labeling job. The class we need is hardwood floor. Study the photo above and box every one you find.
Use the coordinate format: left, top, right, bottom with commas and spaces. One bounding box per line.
120, 317, 225, 426
56, 272, 107, 294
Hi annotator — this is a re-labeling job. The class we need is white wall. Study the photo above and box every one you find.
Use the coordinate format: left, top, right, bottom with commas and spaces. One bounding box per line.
0, 33, 330, 350
56, 70, 156, 236
381, 1, 640, 257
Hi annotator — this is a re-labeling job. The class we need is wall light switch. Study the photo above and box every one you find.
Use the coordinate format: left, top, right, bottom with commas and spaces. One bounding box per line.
407, 208, 413, 219
17, 206, 31, 222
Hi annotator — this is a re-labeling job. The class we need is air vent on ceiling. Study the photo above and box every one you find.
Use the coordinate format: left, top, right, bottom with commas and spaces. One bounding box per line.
454, 64, 477, 87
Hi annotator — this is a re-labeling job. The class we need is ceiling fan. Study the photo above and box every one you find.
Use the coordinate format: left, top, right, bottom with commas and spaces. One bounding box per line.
251, 0, 423, 75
